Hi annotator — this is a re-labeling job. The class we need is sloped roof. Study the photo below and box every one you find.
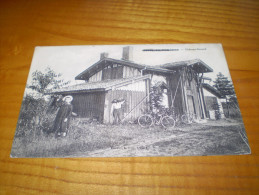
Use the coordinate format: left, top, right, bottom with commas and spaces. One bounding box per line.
202, 83, 224, 98
161, 59, 213, 73
46, 74, 151, 95
75, 58, 174, 80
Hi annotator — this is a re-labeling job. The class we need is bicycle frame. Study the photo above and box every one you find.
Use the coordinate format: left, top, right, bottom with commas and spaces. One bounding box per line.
153, 115, 163, 126
138, 113, 176, 128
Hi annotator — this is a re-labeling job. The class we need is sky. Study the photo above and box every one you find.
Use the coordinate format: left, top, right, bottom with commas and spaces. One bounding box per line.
27, 44, 232, 87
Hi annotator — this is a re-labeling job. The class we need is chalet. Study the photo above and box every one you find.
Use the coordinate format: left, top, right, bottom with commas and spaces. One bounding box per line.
49, 46, 215, 124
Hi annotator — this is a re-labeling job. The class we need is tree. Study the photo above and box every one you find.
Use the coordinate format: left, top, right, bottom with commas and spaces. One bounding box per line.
19, 67, 70, 132
27, 67, 70, 97
213, 72, 235, 117
149, 85, 165, 115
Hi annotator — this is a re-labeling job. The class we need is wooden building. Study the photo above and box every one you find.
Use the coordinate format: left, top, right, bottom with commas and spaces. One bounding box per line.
50, 75, 151, 123
49, 46, 215, 123
161, 59, 213, 119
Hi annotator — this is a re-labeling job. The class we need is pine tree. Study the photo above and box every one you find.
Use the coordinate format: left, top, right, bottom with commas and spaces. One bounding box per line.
213, 72, 236, 117
213, 72, 235, 96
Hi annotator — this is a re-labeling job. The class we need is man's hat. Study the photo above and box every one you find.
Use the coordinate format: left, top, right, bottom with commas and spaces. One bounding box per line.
118, 98, 125, 102
63, 95, 73, 102
112, 99, 118, 103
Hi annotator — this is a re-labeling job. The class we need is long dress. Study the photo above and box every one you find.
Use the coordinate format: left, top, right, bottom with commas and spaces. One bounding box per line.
53, 103, 73, 134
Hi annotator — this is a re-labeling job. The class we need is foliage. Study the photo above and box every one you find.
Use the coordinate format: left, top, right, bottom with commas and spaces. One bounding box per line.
11, 119, 249, 157
146, 83, 178, 119
213, 72, 237, 118
27, 67, 70, 96
16, 95, 45, 136
149, 85, 165, 113
213, 72, 235, 99
222, 102, 241, 118
212, 101, 221, 120
18, 68, 70, 136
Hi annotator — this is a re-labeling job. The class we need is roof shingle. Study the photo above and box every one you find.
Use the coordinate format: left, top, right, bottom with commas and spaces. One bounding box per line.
46, 75, 151, 94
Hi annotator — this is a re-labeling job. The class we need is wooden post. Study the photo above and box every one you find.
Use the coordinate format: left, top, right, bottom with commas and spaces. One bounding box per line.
181, 68, 189, 114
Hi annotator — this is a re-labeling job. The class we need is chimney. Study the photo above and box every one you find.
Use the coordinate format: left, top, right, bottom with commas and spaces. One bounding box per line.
122, 46, 133, 61
100, 52, 108, 60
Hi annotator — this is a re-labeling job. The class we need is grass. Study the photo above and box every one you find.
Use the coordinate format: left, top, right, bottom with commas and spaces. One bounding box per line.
10, 118, 250, 158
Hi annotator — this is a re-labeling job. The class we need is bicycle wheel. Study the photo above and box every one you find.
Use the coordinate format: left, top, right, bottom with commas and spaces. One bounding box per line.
161, 116, 175, 128
138, 115, 153, 127
191, 114, 197, 123
181, 114, 192, 124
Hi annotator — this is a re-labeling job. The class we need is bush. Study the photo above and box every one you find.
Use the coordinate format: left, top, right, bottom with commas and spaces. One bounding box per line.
16, 95, 51, 136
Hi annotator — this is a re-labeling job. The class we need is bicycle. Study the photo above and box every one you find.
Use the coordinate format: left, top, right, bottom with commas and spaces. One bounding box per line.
181, 112, 197, 124
138, 112, 175, 128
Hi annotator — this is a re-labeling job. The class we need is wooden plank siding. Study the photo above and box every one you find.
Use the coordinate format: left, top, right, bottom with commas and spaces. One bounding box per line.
72, 92, 105, 121
103, 79, 149, 123
102, 65, 123, 80
166, 68, 204, 119
183, 68, 203, 119
104, 89, 147, 123
123, 66, 141, 78
89, 70, 102, 82
166, 71, 185, 116
87, 63, 141, 83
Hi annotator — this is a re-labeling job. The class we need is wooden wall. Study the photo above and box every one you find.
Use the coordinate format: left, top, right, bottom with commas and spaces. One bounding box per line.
183, 69, 203, 119
166, 68, 206, 119
103, 81, 148, 124
166, 71, 185, 116
102, 65, 123, 80
88, 64, 124, 82
72, 92, 105, 122
87, 64, 141, 83
89, 70, 102, 82
123, 66, 141, 78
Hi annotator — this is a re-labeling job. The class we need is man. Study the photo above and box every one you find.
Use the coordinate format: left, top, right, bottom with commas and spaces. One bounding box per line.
53, 95, 73, 137
110, 98, 125, 124
46, 95, 63, 114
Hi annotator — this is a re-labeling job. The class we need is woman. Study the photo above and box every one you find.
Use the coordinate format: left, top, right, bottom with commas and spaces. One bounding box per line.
53, 95, 73, 137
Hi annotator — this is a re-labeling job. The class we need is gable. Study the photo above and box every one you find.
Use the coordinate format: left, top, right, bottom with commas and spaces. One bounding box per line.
102, 64, 124, 80
75, 58, 143, 81
75, 58, 174, 81
161, 59, 213, 73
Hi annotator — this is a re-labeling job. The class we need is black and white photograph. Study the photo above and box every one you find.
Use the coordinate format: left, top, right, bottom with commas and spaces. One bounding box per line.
11, 44, 251, 158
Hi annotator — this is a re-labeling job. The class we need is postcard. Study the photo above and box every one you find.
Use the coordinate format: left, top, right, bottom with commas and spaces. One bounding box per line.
11, 44, 251, 158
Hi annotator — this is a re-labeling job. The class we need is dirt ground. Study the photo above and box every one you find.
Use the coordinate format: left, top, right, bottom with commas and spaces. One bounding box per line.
80, 119, 250, 157
11, 118, 250, 158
